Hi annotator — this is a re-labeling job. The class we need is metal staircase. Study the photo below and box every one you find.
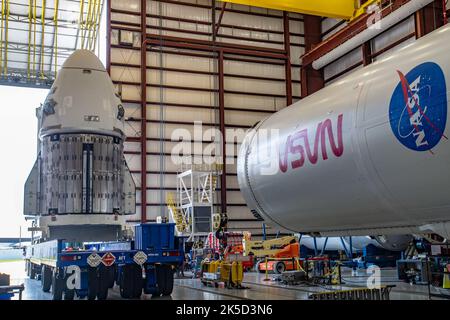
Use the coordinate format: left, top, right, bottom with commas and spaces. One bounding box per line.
166, 192, 188, 234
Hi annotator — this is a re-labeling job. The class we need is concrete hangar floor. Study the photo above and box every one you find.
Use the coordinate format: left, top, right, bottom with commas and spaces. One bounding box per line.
0, 260, 442, 300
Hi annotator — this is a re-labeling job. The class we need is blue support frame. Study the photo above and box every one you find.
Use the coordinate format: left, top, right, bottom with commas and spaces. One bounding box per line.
320, 237, 329, 255
313, 237, 318, 256
262, 223, 266, 240
349, 236, 353, 258
340, 237, 351, 258
298, 234, 303, 259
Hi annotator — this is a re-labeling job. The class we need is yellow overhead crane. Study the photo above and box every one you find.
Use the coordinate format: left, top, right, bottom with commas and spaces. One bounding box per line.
219, 0, 381, 21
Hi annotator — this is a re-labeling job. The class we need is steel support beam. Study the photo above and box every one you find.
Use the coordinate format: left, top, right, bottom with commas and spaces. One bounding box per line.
313, 237, 318, 256
415, 0, 444, 38
106, 0, 111, 74
340, 237, 351, 259
362, 41, 372, 66
320, 237, 329, 256
298, 234, 302, 258
262, 223, 266, 240
140, 0, 147, 223
301, 15, 323, 98
218, 49, 227, 215
283, 11, 292, 106
214, 1, 227, 36
349, 236, 353, 258
143, 33, 287, 59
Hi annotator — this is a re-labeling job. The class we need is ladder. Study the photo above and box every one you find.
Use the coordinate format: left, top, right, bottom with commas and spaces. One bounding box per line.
166, 192, 187, 233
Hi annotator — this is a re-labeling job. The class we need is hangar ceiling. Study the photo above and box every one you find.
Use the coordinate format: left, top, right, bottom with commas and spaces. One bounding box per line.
0, 0, 104, 88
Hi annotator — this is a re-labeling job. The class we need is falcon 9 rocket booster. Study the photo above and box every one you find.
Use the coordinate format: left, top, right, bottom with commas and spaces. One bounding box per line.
237, 24, 450, 241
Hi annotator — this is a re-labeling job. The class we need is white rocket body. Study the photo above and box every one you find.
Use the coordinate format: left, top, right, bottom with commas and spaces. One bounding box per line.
24, 50, 135, 242
238, 24, 450, 241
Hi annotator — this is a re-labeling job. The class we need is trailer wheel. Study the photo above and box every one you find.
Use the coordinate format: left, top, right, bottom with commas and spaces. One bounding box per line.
97, 266, 111, 300
97, 283, 108, 300
26, 261, 30, 277
274, 262, 286, 274
41, 266, 52, 292
155, 264, 165, 295
30, 267, 37, 280
156, 264, 174, 296
162, 266, 174, 296
28, 262, 37, 280
87, 267, 99, 300
119, 265, 133, 299
52, 272, 64, 300
107, 266, 116, 289
64, 289, 75, 300
131, 265, 143, 299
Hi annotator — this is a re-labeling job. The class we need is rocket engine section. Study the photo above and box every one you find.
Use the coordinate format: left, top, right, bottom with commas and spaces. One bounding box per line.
237, 24, 450, 240
24, 50, 135, 242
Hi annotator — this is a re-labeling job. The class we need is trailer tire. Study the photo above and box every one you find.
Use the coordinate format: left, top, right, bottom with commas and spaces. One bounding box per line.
156, 264, 173, 296
131, 264, 143, 299
119, 265, 133, 299
29, 263, 37, 280
97, 266, 111, 300
155, 264, 165, 295
30, 268, 36, 280
161, 266, 174, 296
41, 266, 52, 292
97, 282, 108, 300
64, 289, 75, 300
52, 272, 64, 300
107, 266, 116, 289
87, 267, 99, 300
26, 261, 30, 277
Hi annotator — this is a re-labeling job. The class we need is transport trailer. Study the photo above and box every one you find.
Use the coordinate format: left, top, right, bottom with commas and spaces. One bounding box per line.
25, 223, 183, 300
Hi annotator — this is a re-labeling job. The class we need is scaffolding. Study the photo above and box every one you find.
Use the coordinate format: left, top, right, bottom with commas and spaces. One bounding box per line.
167, 160, 223, 243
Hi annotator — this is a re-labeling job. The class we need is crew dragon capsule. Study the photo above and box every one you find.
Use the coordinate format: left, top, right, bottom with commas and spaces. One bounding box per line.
24, 50, 135, 242
238, 24, 450, 240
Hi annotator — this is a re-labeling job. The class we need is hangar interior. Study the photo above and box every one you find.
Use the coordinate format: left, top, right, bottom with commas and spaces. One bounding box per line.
1, 0, 450, 301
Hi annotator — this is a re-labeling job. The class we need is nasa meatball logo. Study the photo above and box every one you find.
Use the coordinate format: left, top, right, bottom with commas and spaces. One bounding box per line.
389, 62, 448, 152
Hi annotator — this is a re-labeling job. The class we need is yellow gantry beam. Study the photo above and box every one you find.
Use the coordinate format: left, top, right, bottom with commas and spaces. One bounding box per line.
54, 0, 59, 76
219, 0, 379, 20
39, 0, 46, 79
27, 0, 33, 77
3, 0, 9, 76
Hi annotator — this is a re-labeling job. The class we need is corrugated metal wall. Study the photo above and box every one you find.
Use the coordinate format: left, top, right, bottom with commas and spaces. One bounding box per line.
108, 0, 304, 237
322, 0, 446, 84
322, 16, 416, 84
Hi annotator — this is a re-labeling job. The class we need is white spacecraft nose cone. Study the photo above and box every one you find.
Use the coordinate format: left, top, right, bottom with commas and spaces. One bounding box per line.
62, 49, 106, 72
39, 49, 124, 139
